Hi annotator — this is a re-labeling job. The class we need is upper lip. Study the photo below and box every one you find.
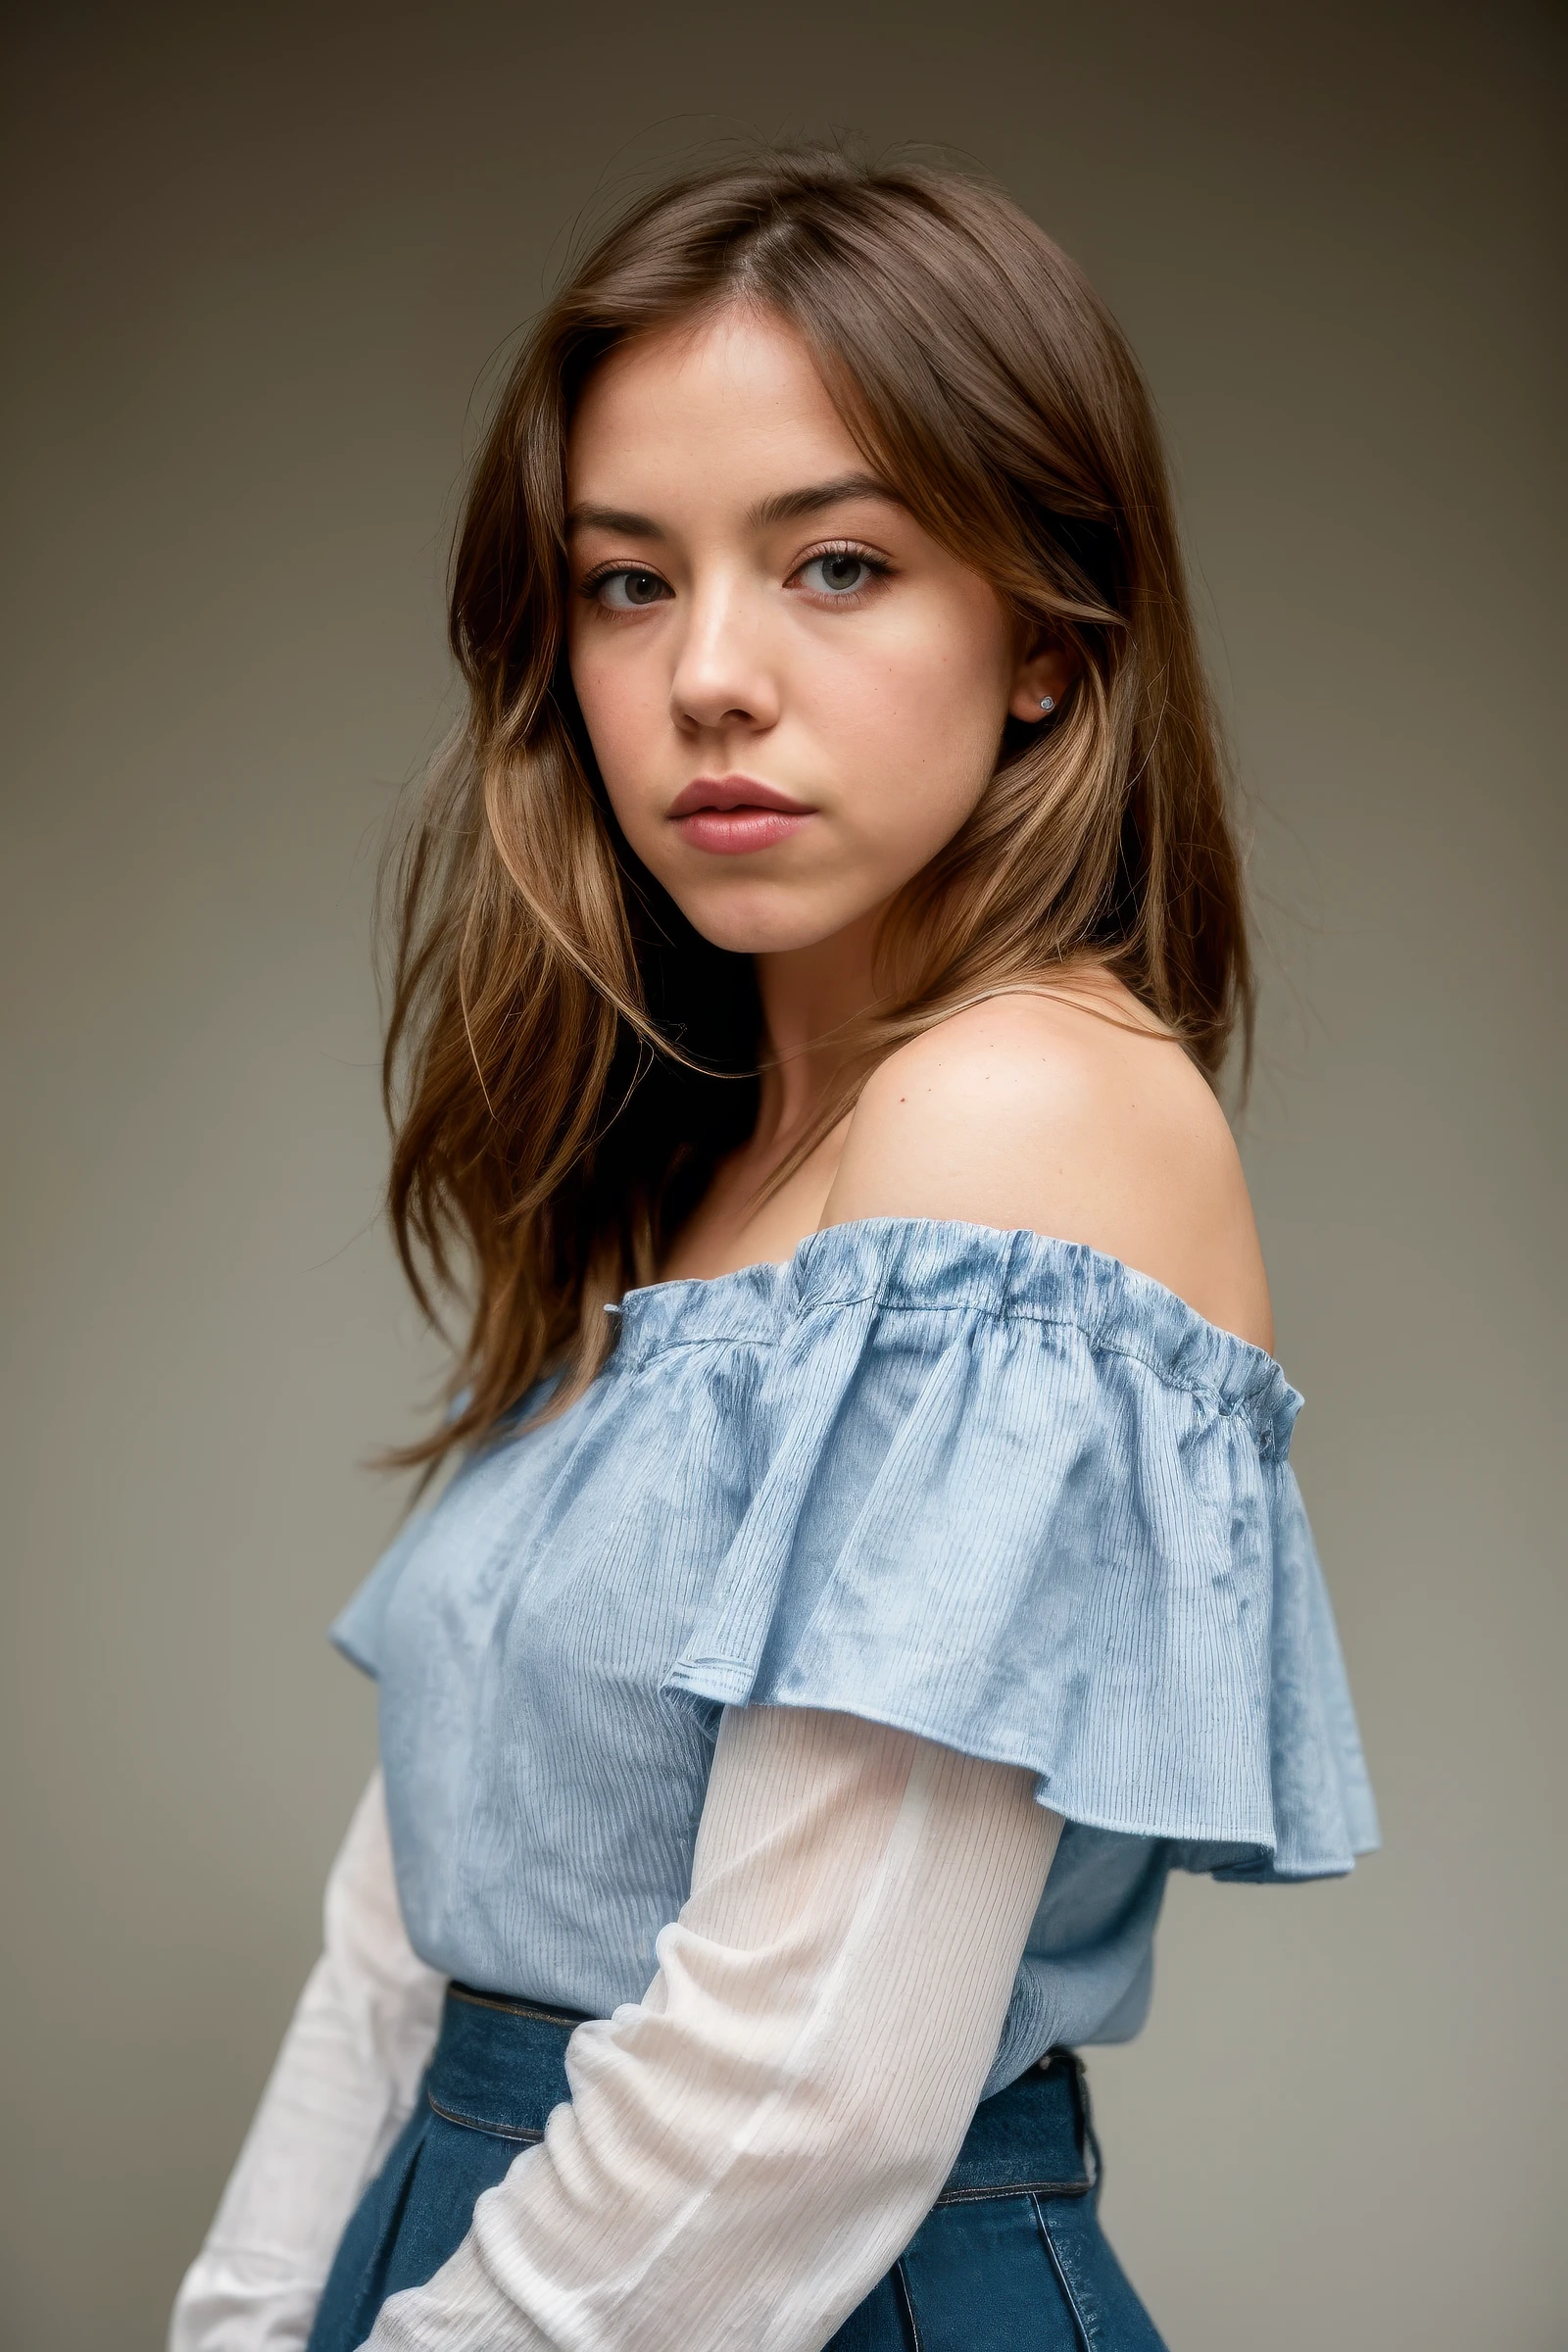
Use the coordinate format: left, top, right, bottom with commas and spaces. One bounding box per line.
668, 774, 814, 817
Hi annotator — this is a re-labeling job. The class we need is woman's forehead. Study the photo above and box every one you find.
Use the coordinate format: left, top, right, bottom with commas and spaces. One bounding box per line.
567, 308, 864, 509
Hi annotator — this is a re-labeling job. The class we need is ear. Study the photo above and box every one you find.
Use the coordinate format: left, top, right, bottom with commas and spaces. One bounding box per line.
1006, 626, 1076, 725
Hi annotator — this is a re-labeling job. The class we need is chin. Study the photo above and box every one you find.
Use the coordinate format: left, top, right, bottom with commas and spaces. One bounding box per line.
672, 881, 871, 958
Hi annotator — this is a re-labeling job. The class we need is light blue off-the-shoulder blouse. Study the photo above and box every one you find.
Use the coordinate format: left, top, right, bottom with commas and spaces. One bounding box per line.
333, 1218, 1378, 2097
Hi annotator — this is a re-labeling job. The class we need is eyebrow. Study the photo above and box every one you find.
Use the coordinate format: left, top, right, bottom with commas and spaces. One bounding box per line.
564, 472, 904, 540
565, 503, 666, 539
750, 472, 905, 528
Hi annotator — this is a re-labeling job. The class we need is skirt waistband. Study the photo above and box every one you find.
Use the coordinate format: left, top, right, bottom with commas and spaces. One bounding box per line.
431, 1984, 1099, 2206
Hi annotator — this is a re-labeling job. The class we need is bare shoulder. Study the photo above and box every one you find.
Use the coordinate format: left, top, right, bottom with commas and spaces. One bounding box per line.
822, 980, 1274, 1350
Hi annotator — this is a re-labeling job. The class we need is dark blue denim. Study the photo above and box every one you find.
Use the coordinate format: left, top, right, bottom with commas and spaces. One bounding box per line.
309, 1986, 1167, 2352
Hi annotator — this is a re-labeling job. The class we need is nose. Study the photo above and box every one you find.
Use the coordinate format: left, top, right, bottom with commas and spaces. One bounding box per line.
668, 573, 780, 738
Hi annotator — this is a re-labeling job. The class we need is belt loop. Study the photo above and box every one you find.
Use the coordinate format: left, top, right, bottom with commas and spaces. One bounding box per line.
1065, 2050, 1103, 2203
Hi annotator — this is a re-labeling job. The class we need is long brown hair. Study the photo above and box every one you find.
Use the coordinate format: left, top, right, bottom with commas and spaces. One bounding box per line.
382, 147, 1252, 1468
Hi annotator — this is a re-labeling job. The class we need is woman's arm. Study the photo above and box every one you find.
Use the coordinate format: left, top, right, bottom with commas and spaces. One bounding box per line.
362, 1704, 1061, 2352
170, 1774, 446, 2352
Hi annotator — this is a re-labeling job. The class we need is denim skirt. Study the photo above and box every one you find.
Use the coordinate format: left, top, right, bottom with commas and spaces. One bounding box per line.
308, 1985, 1167, 2352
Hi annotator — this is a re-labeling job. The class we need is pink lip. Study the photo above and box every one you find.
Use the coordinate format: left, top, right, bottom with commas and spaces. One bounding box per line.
668, 773, 815, 857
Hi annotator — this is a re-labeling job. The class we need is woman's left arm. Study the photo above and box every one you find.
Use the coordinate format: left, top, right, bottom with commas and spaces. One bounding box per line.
362, 1703, 1061, 2352
172, 1774, 446, 2352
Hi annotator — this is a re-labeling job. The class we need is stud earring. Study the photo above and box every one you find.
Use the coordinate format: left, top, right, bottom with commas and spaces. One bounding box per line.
1038, 695, 1055, 712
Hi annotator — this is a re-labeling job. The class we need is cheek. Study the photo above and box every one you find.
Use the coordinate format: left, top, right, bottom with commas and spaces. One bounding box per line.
568, 628, 623, 751
567, 633, 660, 832
817, 604, 1012, 849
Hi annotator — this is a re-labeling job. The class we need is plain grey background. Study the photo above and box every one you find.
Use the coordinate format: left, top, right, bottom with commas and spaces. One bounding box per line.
2, 4, 1562, 2346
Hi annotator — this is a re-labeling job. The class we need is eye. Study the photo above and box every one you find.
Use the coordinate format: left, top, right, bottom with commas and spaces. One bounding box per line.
591, 567, 671, 611
796, 549, 881, 598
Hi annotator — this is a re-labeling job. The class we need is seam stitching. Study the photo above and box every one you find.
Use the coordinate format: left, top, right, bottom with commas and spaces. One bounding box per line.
893, 2258, 926, 2352
446, 1986, 583, 2029
426, 2089, 545, 2144
935, 2177, 1093, 2206
621, 1297, 1280, 1427
1033, 2192, 1097, 2350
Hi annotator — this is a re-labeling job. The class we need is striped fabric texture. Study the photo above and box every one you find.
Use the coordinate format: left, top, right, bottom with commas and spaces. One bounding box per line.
333, 1217, 1377, 2094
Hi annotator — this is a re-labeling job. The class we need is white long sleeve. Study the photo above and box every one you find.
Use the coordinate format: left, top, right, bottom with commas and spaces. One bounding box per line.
365, 1705, 1062, 2352
170, 1773, 447, 2352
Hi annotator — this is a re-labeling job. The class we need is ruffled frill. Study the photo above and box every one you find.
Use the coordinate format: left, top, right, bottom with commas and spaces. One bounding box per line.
613, 1219, 1379, 1884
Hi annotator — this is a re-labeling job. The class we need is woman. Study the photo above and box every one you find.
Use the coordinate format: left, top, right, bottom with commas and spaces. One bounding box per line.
171, 149, 1377, 2351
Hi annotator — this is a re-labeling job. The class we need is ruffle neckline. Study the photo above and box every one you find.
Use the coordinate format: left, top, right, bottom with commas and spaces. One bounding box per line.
339, 1211, 1375, 1888
609, 1216, 1300, 1459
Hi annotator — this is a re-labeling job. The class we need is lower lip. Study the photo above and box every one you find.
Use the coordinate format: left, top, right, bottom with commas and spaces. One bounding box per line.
672, 808, 813, 856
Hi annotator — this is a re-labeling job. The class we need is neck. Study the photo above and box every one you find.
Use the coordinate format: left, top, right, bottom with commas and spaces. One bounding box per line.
751, 907, 884, 1152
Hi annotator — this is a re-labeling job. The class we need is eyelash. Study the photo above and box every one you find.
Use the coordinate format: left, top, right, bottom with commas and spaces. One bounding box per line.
577, 563, 667, 609
576, 540, 894, 610
793, 540, 893, 602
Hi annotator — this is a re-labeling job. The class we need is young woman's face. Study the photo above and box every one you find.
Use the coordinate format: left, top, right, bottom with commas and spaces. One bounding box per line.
565, 304, 1063, 956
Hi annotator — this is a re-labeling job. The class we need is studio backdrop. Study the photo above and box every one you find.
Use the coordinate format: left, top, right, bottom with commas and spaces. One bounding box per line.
1, 5, 1561, 2348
